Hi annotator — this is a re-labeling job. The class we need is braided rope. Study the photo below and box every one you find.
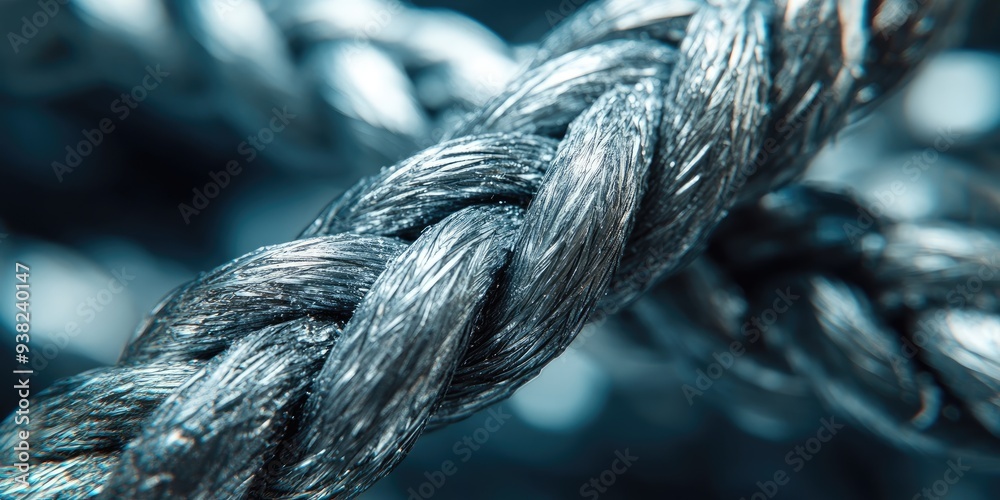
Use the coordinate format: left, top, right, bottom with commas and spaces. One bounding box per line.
0, 0, 977, 497
624, 182, 1000, 464
0, 0, 518, 172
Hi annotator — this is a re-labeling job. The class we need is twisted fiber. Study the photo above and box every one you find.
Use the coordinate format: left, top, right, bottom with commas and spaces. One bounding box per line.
628, 184, 1000, 464
0, 0, 969, 497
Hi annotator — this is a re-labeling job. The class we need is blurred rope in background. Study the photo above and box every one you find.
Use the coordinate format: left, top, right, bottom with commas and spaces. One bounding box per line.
0, 0, 999, 498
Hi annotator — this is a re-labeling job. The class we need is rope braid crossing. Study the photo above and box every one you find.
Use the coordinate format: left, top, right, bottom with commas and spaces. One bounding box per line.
0, 0, 977, 497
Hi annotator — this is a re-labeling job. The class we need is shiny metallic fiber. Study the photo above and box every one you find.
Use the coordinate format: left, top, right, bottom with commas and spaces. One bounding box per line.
101, 319, 343, 499
0, 363, 201, 462
124, 235, 406, 363
0, 454, 119, 500
738, 0, 972, 197
435, 79, 662, 423
606, 0, 772, 312
301, 134, 557, 239
0, 365, 200, 499
267, 205, 522, 498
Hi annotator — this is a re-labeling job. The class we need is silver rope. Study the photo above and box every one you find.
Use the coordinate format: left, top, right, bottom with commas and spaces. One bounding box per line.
0, 0, 985, 498
624, 182, 1000, 465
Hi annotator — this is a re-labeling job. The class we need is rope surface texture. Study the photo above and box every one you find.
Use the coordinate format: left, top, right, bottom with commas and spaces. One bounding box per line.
0, 0, 987, 498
